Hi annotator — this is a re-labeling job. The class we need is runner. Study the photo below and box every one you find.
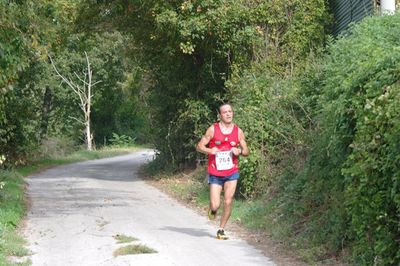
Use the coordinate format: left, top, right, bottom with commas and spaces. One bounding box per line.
196, 103, 249, 240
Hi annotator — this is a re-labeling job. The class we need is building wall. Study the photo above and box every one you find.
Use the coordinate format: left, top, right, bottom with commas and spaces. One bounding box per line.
331, 0, 374, 36
331, 0, 400, 36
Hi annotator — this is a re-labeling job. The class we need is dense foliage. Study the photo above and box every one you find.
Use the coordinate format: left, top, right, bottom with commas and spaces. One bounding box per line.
322, 15, 400, 264
0, 0, 145, 165
76, 0, 329, 171
269, 14, 400, 264
0, 1, 47, 162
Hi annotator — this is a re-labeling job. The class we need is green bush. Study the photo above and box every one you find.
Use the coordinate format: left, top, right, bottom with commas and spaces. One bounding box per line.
284, 14, 400, 264
323, 15, 400, 264
109, 133, 136, 147
37, 137, 77, 159
226, 65, 312, 198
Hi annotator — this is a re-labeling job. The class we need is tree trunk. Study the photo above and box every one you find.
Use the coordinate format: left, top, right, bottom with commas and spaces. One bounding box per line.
85, 120, 92, 151
50, 52, 100, 151
40, 86, 52, 141
85, 52, 93, 151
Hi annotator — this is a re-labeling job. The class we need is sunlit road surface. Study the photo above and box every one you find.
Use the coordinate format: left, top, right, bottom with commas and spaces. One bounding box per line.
23, 150, 275, 266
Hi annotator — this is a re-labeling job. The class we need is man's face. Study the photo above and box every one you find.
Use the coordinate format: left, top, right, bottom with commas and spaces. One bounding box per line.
219, 105, 233, 124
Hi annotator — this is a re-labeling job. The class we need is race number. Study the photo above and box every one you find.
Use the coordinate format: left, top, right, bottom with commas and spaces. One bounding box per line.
215, 151, 233, 171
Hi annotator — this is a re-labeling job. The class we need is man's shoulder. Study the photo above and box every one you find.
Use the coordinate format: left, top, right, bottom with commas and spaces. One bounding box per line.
235, 125, 245, 135
234, 123, 241, 130
206, 124, 215, 135
209, 122, 219, 130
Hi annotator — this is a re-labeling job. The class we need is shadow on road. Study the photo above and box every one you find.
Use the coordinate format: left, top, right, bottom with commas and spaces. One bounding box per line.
160, 226, 215, 238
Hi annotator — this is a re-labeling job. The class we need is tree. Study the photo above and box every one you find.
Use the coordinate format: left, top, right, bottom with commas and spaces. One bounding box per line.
75, 0, 330, 170
50, 52, 100, 151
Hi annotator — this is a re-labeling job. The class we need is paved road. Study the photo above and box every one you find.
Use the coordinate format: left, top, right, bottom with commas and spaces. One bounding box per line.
23, 150, 275, 266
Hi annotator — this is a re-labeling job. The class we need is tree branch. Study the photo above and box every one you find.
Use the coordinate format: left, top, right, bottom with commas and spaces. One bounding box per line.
68, 116, 85, 125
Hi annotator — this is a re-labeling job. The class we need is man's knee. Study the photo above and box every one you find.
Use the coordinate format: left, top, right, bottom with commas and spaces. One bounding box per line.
210, 198, 221, 211
210, 201, 220, 210
224, 197, 233, 207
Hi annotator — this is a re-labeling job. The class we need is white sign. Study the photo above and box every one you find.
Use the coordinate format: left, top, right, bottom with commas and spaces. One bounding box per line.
215, 151, 233, 171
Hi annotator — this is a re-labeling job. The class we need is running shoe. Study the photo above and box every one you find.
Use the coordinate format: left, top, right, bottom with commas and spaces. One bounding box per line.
208, 209, 217, 220
216, 229, 229, 240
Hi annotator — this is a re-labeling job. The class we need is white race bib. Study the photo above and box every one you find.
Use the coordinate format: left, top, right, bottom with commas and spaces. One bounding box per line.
215, 151, 233, 171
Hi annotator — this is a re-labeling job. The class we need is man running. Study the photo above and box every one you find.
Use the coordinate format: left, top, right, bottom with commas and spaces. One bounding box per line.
196, 103, 249, 240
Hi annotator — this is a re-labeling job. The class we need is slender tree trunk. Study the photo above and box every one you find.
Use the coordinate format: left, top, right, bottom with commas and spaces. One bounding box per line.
85, 104, 92, 151
49, 52, 100, 151
40, 86, 52, 141
85, 53, 93, 151
85, 120, 92, 151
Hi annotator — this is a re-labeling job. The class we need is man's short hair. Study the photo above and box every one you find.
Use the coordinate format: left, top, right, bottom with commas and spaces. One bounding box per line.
218, 103, 233, 114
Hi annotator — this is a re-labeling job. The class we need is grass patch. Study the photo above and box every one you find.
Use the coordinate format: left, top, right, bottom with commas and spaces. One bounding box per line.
0, 170, 30, 266
231, 198, 294, 245
112, 234, 156, 257
1, 230, 30, 257
113, 244, 157, 257
168, 178, 209, 206
145, 167, 210, 210
113, 234, 138, 244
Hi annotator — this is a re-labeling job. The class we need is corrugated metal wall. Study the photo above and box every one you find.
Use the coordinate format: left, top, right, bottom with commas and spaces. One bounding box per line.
331, 0, 374, 35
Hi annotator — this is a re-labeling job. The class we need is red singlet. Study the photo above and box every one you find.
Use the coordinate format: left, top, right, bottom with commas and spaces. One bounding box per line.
208, 123, 239, 177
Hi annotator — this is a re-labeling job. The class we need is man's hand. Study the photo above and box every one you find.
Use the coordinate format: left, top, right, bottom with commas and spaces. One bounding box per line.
230, 147, 241, 156
210, 147, 219, 155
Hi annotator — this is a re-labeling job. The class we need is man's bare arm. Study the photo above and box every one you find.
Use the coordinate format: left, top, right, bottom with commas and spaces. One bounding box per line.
196, 126, 218, 155
238, 128, 249, 156
230, 128, 249, 156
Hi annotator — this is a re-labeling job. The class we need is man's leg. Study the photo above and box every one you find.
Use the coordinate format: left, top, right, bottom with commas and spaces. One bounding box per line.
220, 179, 238, 229
209, 183, 223, 213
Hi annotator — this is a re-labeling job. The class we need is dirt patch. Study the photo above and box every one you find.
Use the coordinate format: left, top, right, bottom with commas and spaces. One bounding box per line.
144, 174, 307, 266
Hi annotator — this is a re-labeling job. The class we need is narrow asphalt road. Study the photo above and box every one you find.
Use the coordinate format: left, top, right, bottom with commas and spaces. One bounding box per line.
23, 150, 275, 266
